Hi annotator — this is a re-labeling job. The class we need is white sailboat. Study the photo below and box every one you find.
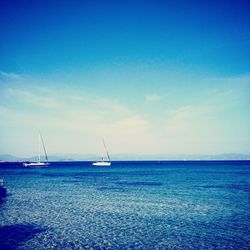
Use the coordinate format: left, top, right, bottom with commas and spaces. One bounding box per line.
23, 133, 49, 168
92, 139, 111, 166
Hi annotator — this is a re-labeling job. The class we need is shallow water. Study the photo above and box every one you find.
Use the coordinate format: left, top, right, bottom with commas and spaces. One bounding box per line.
0, 161, 249, 249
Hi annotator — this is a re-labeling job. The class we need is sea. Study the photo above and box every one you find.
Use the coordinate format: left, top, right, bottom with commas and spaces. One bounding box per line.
0, 161, 249, 250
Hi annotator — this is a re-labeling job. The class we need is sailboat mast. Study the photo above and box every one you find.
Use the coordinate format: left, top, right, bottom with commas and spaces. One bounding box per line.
38, 134, 41, 163
40, 133, 48, 162
102, 138, 110, 161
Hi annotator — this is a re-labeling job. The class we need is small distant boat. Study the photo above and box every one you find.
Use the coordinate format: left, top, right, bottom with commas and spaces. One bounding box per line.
92, 139, 111, 167
92, 159, 111, 167
23, 133, 49, 168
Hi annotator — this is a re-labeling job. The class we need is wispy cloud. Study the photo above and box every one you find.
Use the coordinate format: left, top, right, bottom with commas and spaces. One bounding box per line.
0, 71, 24, 80
6, 88, 62, 109
112, 115, 150, 133
165, 105, 198, 135
145, 93, 162, 102
209, 74, 250, 84
3, 87, 131, 118
69, 95, 90, 102
94, 98, 129, 113
2, 87, 134, 130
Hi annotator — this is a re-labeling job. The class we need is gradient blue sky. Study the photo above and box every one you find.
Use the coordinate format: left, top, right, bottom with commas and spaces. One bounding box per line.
0, 0, 249, 157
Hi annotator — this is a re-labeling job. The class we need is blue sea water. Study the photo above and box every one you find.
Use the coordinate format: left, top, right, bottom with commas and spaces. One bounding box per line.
0, 161, 249, 250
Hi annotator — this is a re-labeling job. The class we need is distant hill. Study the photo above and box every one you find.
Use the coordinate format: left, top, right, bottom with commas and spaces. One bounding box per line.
0, 154, 22, 161
0, 153, 250, 162
110, 153, 250, 161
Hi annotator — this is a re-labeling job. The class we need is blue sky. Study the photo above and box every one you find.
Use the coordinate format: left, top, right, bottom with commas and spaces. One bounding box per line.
0, 0, 249, 157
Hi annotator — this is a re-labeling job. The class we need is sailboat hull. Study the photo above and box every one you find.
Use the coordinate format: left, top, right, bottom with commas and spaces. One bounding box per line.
23, 162, 49, 168
92, 161, 111, 166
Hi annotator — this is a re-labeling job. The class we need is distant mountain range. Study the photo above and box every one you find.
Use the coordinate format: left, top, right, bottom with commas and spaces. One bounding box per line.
0, 153, 250, 162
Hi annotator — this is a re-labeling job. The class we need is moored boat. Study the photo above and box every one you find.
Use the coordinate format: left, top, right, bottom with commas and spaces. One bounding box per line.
92, 139, 111, 167
23, 133, 49, 168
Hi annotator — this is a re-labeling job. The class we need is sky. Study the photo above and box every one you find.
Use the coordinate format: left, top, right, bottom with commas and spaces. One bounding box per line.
0, 0, 250, 158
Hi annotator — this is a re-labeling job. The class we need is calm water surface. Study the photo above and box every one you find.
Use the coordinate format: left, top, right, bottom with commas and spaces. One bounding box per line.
0, 161, 249, 249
